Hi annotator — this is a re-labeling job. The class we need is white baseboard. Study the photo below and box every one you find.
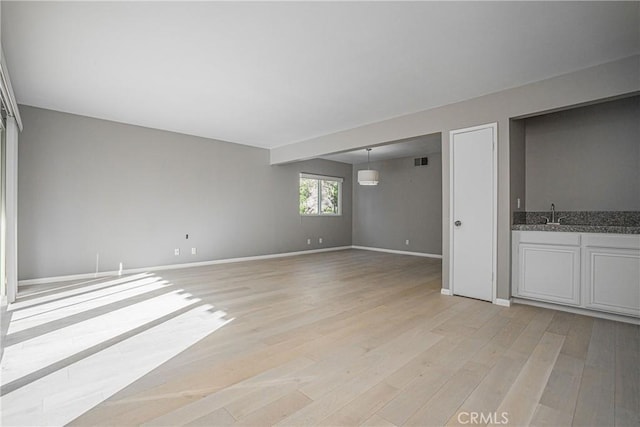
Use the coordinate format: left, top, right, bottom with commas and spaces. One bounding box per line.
19, 245, 441, 287
18, 246, 353, 287
440, 288, 452, 296
512, 297, 640, 325
352, 245, 442, 259
494, 298, 511, 307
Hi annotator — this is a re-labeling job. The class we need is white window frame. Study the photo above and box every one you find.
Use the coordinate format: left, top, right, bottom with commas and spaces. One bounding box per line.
299, 173, 343, 216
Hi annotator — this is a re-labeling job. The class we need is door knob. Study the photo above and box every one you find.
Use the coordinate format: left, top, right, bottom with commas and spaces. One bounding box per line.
454, 220, 462, 227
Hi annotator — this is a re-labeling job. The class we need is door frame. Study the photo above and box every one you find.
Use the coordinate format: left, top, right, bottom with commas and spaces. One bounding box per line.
448, 122, 498, 303
0, 123, 5, 301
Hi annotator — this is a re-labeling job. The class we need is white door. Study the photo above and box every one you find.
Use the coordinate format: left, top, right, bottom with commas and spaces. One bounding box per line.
450, 123, 497, 302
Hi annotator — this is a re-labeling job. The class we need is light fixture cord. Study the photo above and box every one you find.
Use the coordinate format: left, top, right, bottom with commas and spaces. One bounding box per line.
367, 148, 371, 170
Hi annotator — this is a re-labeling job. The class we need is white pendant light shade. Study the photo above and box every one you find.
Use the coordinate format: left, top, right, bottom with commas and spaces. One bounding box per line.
358, 169, 379, 185
358, 148, 379, 185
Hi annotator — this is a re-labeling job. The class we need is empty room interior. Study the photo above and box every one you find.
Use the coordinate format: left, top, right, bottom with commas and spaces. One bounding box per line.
1, 2, 639, 426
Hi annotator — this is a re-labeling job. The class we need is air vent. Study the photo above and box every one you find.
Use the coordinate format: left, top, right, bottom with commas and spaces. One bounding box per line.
414, 157, 428, 166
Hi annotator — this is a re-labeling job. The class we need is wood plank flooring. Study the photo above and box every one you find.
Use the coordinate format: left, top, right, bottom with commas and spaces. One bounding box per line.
1, 249, 638, 426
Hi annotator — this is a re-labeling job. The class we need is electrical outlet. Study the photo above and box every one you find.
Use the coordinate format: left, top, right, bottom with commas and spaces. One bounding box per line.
319, 237, 323, 244
174, 248, 180, 256
405, 239, 410, 246
307, 238, 311, 245
191, 247, 197, 255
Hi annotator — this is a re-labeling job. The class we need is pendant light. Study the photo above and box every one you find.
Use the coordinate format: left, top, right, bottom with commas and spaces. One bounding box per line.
358, 148, 379, 186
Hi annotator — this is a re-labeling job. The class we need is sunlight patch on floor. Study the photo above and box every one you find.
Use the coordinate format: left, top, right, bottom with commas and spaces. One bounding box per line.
8, 277, 170, 334
2, 305, 232, 426
2, 289, 201, 385
1, 274, 233, 426
7, 273, 154, 312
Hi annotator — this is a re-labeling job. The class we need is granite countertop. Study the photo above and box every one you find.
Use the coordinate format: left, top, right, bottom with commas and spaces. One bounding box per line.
511, 211, 640, 234
511, 224, 640, 234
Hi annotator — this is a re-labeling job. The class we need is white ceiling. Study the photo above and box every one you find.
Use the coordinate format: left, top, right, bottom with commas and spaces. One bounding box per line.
2, 2, 638, 149
321, 133, 441, 165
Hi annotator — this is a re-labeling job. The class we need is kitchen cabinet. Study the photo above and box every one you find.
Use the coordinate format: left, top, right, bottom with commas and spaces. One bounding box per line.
512, 231, 639, 318
514, 232, 581, 305
518, 243, 581, 305
582, 234, 640, 317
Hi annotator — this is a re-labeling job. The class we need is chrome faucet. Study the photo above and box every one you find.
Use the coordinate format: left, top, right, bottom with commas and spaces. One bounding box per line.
543, 203, 564, 225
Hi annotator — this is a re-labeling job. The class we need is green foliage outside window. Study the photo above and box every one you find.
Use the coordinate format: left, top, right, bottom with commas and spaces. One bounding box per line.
299, 178, 319, 214
321, 180, 339, 214
299, 175, 341, 215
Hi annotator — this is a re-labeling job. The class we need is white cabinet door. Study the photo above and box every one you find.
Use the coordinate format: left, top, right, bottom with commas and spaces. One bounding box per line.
518, 244, 581, 305
583, 247, 640, 317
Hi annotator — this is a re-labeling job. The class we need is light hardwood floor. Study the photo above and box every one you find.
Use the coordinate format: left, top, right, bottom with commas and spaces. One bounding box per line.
1, 249, 638, 426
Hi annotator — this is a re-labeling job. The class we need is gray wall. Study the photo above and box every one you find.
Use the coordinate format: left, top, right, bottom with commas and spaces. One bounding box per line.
510, 119, 526, 216
525, 96, 640, 211
18, 106, 352, 280
352, 154, 442, 255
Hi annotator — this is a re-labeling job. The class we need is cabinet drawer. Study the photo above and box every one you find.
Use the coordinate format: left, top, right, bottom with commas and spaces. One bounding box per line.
582, 234, 640, 250
517, 231, 581, 246
518, 244, 581, 305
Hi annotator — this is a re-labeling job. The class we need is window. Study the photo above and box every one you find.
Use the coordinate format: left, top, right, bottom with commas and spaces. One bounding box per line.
299, 173, 343, 216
